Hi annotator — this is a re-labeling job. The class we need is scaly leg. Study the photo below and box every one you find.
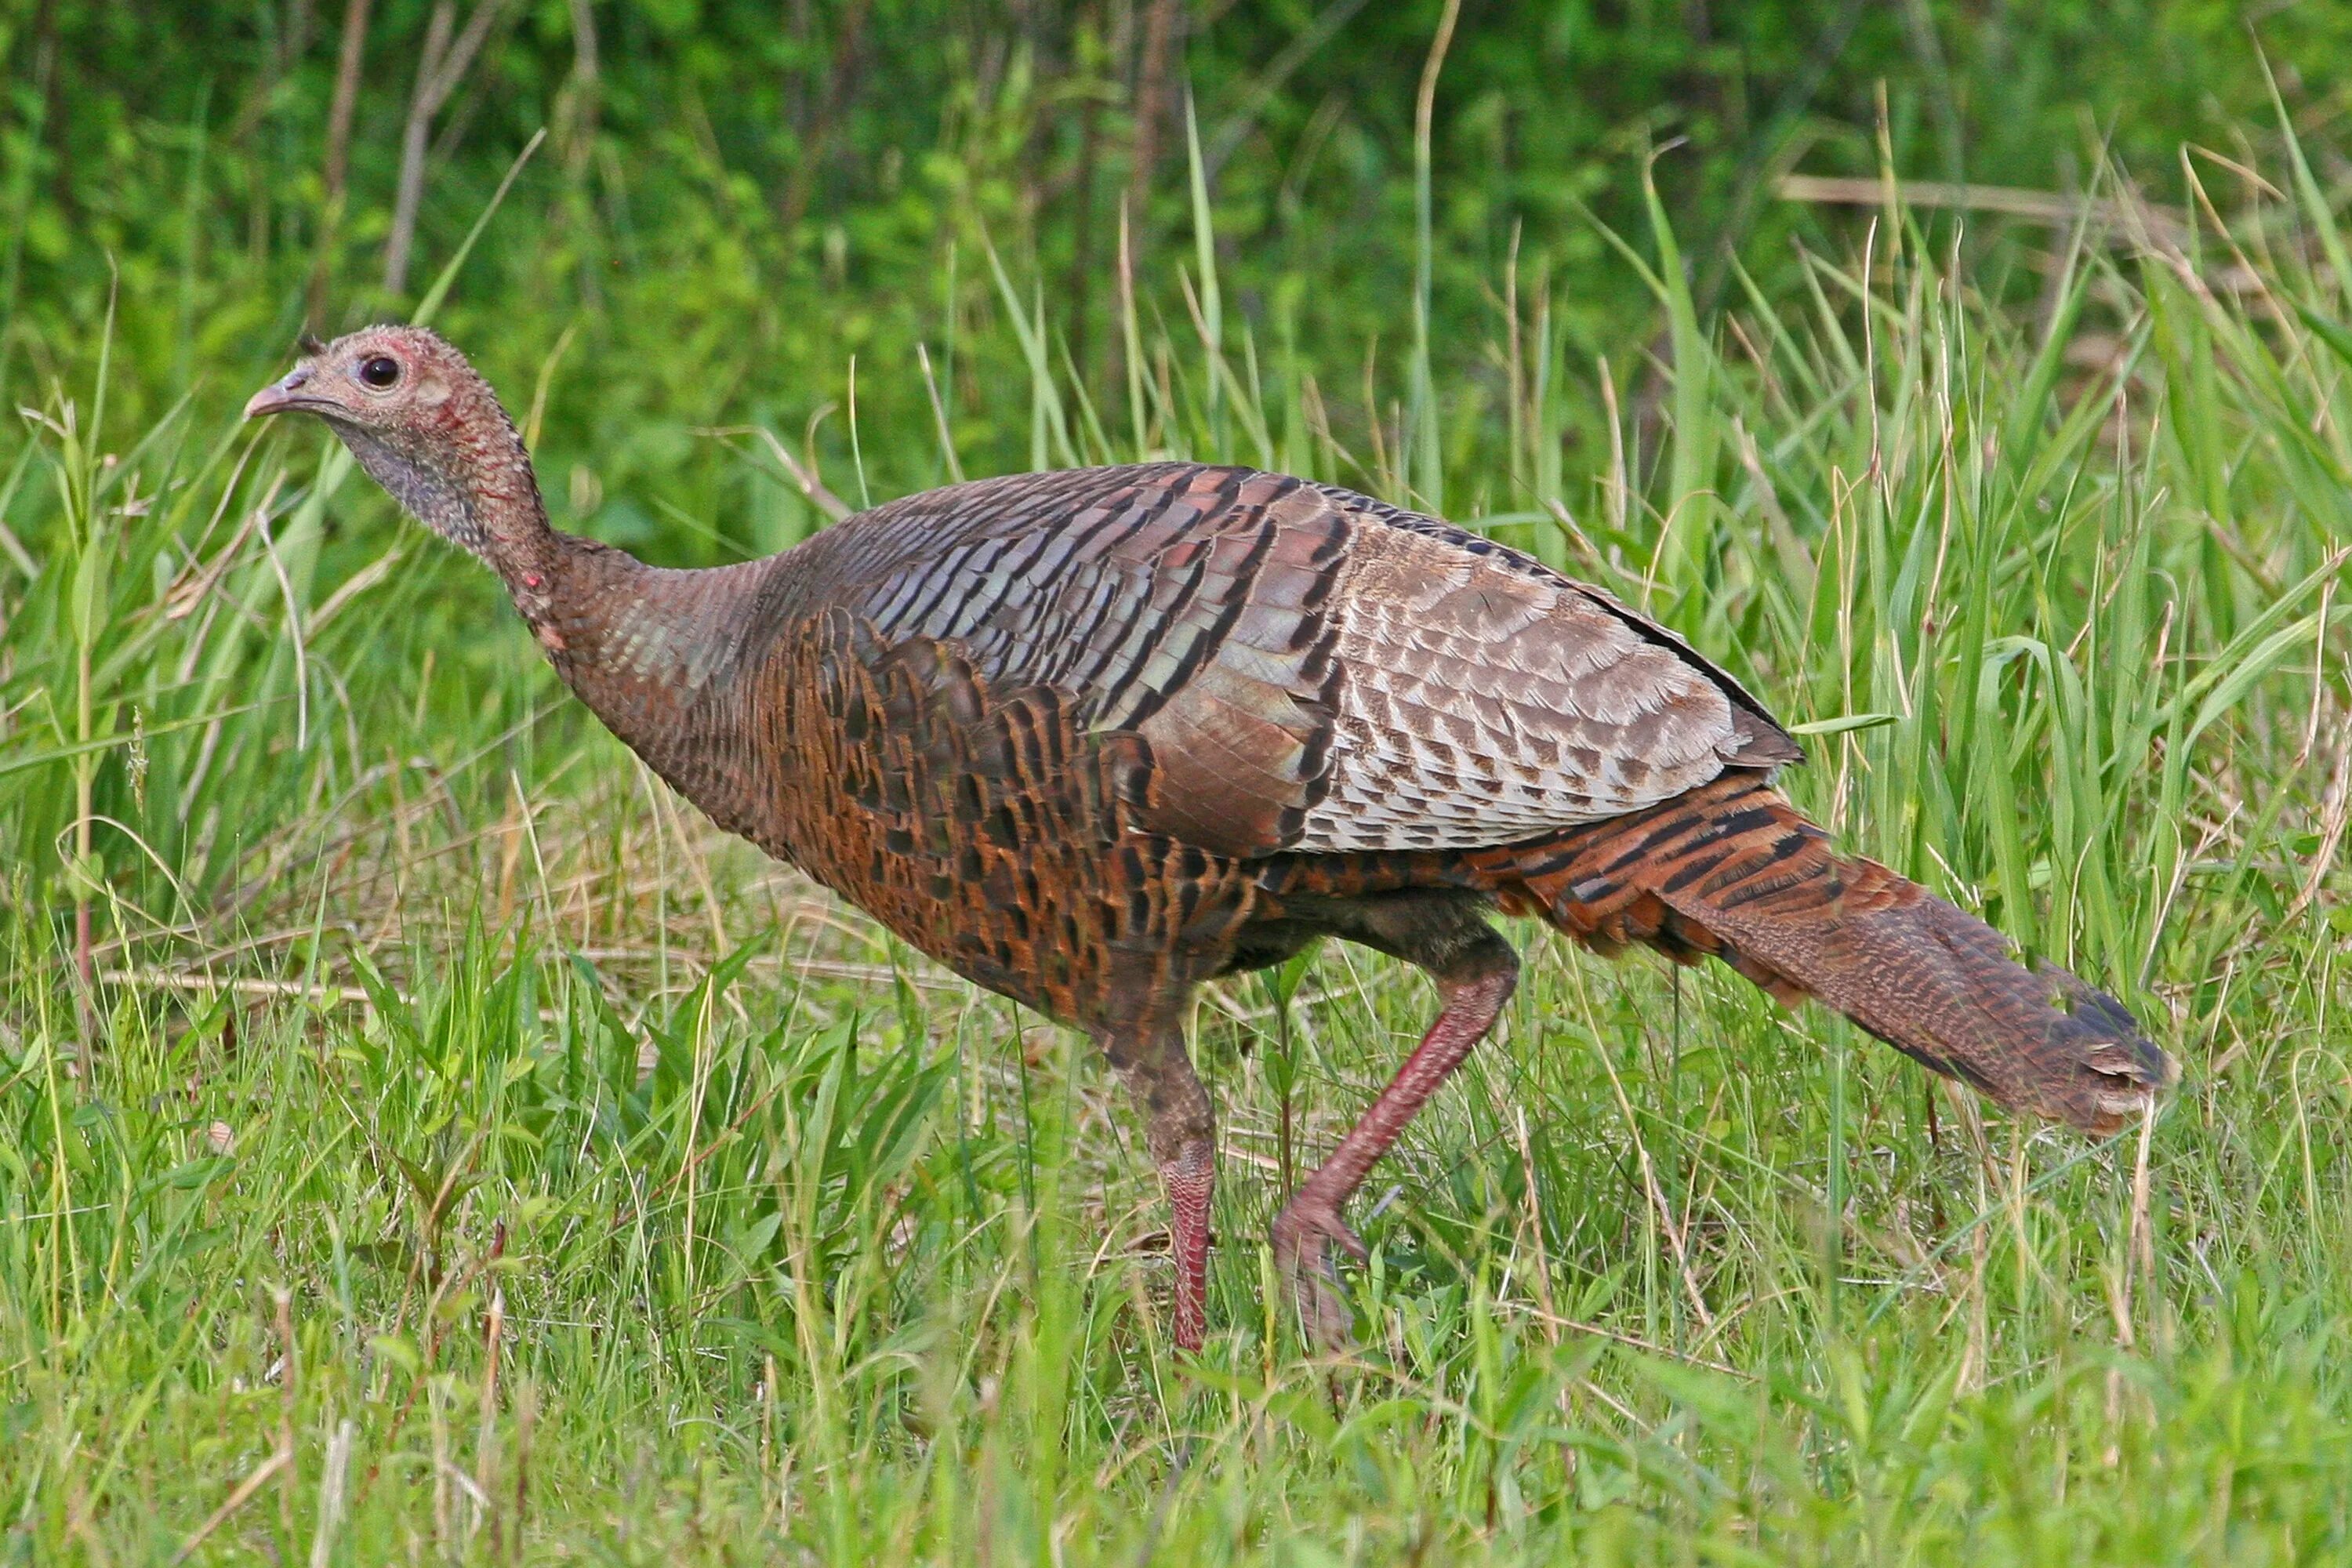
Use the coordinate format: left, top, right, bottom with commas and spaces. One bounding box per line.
1103, 1025, 1217, 1352
1272, 946, 1518, 1349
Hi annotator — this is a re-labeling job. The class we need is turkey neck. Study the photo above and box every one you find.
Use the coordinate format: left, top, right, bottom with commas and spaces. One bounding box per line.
411, 407, 761, 772
513, 514, 784, 808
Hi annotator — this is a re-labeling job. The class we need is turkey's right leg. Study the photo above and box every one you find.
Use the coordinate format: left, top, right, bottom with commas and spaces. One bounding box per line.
1102, 1025, 1216, 1353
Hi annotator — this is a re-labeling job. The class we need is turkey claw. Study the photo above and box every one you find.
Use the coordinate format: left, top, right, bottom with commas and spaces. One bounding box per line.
1271, 1200, 1366, 1352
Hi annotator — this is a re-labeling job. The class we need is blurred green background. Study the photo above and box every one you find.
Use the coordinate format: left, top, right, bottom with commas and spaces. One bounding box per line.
10, 0, 2352, 539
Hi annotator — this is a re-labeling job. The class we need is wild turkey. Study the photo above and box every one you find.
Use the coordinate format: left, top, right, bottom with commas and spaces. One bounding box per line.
248, 326, 2172, 1352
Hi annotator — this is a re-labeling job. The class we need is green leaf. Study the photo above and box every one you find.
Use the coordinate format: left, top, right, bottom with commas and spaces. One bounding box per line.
1788, 712, 1900, 737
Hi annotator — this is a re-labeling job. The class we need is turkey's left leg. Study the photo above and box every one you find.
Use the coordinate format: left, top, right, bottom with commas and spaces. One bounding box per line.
1101, 1025, 1216, 1352
1273, 909, 1519, 1349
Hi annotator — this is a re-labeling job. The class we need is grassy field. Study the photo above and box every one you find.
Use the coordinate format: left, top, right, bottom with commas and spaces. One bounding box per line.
4, 115, 2352, 1562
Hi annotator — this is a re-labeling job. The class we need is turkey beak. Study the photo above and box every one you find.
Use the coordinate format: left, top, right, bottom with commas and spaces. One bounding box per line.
243, 365, 316, 420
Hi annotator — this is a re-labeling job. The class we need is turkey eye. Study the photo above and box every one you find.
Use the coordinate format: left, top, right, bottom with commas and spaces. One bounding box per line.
358, 356, 401, 389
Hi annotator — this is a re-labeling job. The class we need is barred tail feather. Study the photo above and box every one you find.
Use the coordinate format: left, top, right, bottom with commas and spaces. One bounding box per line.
1499, 774, 2172, 1134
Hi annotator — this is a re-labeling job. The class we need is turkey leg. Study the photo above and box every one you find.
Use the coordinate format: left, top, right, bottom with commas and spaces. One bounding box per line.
1105, 1025, 1217, 1352
1271, 953, 1517, 1350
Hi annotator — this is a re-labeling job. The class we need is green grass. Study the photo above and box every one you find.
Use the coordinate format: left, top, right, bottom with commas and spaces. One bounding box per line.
2, 140, 2350, 1563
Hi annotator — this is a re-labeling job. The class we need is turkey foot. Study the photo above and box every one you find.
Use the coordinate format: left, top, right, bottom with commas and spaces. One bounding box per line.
1271, 1196, 1369, 1350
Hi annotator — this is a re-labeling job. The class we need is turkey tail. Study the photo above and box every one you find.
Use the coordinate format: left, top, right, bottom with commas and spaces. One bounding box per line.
1497, 773, 2172, 1134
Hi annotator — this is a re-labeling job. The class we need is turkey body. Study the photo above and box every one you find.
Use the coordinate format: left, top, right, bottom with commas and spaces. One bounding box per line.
554, 462, 1784, 1014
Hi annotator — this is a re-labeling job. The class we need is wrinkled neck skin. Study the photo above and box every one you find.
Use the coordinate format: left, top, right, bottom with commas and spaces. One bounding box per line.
330, 398, 565, 617
339, 414, 606, 657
